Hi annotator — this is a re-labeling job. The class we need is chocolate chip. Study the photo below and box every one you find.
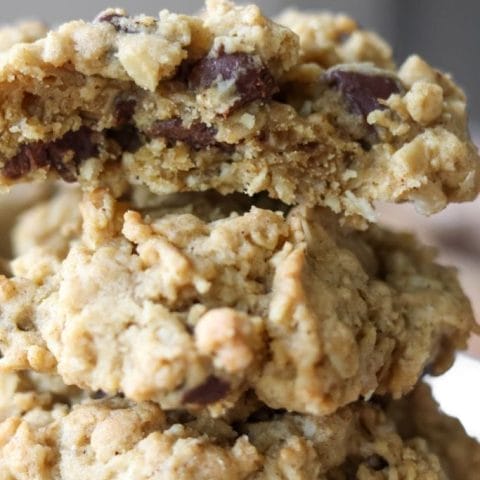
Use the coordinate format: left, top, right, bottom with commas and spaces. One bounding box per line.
182, 376, 230, 405
47, 127, 98, 182
91, 390, 107, 400
173, 59, 196, 83
108, 97, 141, 152
114, 98, 136, 125
3, 127, 98, 182
325, 68, 402, 116
95, 10, 140, 34
366, 454, 389, 471
148, 118, 220, 150
3, 143, 48, 179
189, 52, 278, 114
106, 125, 142, 153
53, 128, 97, 160
95, 11, 127, 24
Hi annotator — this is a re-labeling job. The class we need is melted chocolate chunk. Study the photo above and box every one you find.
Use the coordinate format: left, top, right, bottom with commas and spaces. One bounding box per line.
189, 52, 278, 114
366, 454, 389, 471
107, 125, 142, 153
3, 143, 48, 179
325, 68, 402, 116
90, 390, 107, 400
174, 59, 196, 83
96, 12, 126, 24
114, 98, 137, 125
148, 118, 221, 150
3, 127, 98, 182
48, 127, 99, 182
95, 11, 140, 34
182, 376, 230, 405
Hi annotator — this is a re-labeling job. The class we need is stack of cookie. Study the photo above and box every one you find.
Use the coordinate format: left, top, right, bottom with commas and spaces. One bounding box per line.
0, 1, 478, 478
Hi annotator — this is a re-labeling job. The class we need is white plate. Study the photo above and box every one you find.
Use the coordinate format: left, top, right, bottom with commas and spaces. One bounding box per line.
426, 353, 480, 439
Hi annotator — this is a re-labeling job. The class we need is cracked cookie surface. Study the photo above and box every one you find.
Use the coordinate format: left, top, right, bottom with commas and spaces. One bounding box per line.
0, 1, 476, 225
0, 188, 474, 416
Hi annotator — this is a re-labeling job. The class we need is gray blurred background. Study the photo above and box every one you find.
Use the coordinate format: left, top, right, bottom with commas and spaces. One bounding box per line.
2, 0, 479, 125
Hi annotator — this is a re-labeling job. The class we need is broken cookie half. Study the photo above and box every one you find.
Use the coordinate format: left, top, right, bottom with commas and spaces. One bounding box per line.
0, 0, 476, 225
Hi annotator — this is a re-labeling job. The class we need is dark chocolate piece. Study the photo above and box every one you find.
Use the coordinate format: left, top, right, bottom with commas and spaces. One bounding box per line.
3, 143, 48, 179
3, 127, 97, 182
95, 11, 140, 34
189, 52, 278, 114
148, 118, 220, 150
90, 390, 107, 400
325, 68, 402, 116
114, 98, 137, 125
106, 125, 142, 153
182, 376, 230, 405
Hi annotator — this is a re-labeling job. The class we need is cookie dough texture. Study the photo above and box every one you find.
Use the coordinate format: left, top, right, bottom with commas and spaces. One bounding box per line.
0, 21, 47, 52
0, 376, 476, 480
0, 370, 82, 425
276, 9, 394, 69
0, 189, 474, 416
0, 0, 476, 224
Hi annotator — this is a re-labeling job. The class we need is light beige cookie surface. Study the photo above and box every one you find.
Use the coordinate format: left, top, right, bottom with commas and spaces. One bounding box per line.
0, 378, 476, 479
0, 20, 47, 52
0, 370, 82, 426
0, 189, 474, 416
0, 1, 476, 225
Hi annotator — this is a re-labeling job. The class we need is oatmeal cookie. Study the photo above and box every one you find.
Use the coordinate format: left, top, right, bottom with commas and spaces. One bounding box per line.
0, 370, 81, 425
0, 1, 476, 224
0, 20, 47, 52
0, 381, 475, 479
0, 189, 474, 416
